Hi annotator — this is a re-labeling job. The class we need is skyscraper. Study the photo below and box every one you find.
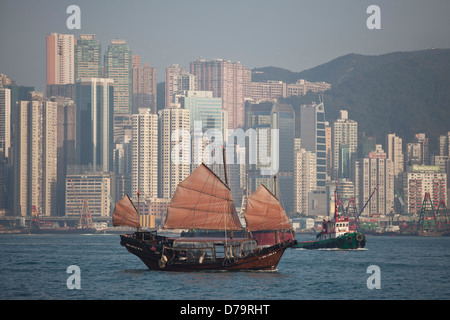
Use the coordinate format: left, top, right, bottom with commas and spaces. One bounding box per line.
332, 110, 357, 180
75, 78, 114, 172
271, 103, 295, 214
104, 39, 132, 114
158, 105, 190, 198
46, 33, 75, 86
245, 102, 294, 212
190, 59, 246, 129
132, 109, 158, 200
300, 102, 327, 188
0, 87, 11, 159
386, 133, 404, 181
246, 102, 275, 194
132, 55, 157, 114
75, 34, 102, 79
13, 92, 57, 217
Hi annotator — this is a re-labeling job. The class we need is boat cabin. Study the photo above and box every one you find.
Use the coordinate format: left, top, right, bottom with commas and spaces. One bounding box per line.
171, 237, 257, 264
319, 216, 350, 240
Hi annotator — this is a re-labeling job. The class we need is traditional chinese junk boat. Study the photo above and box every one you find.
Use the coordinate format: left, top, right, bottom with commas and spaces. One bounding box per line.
294, 191, 366, 250
114, 163, 295, 271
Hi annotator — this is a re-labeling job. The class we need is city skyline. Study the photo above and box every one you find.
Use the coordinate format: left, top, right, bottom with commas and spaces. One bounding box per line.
1, 0, 450, 92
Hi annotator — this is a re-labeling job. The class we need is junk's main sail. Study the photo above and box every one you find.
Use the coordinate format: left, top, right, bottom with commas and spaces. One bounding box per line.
164, 163, 243, 231
113, 195, 140, 228
244, 184, 293, 231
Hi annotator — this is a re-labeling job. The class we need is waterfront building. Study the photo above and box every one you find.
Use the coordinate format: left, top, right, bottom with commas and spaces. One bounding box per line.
403, 165, 447, 214
65, 166, 115, 217
13, 92, 57, 217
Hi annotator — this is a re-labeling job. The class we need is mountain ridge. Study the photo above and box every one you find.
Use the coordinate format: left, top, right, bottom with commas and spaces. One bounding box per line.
251, 49, 450, 153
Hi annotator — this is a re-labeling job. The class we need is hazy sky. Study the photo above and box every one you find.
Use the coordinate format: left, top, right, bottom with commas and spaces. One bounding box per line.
1, 0, 449, 91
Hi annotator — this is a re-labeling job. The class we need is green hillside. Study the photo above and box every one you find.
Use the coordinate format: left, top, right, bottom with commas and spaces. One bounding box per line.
252, 49, 450, 153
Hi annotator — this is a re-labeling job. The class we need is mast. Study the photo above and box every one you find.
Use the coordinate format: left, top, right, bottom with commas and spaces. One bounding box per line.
137, 189, 140, 231
273, 175, 277, 199
334, 190, 338, 221
222, 145, 228, 186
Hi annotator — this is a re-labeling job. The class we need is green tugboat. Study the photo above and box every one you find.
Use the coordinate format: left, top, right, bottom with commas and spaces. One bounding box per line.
294, 191, 367, 250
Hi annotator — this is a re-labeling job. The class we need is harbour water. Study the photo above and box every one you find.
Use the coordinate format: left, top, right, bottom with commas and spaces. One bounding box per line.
1, 233, 449, 300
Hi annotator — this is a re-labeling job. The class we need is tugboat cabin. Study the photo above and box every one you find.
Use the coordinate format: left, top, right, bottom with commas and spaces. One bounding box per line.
319, 216, 350, 240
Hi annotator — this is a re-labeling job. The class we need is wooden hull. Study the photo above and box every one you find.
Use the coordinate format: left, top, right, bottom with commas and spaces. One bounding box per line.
120, 232, 293, 272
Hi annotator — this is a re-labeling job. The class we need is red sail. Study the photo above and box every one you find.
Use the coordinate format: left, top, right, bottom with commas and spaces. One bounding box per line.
112, 195, 140, 228
164, 163, 243, 231
244, 184, 293, 231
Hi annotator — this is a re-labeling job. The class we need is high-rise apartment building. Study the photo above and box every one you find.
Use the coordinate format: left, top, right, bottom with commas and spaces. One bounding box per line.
132, 55, 157, 114
0, 87, 11, 159
406, 133, 429, 166
46, 33, 76, 86
75, 34, 102, 79
332, 110, 358, 180
13, 92, 57, 217
75, 78, 114, 172
165, 64, 197, 108
104, 39, 132, 115
190, 59, 246, 129
294, 143, 317, 214
439, 131, 450, 157
300, 102, 327, 188
386, 133, 404, 180
355, 145, 394, 216
131, 109, 158, 200
158, 105, 190, 198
